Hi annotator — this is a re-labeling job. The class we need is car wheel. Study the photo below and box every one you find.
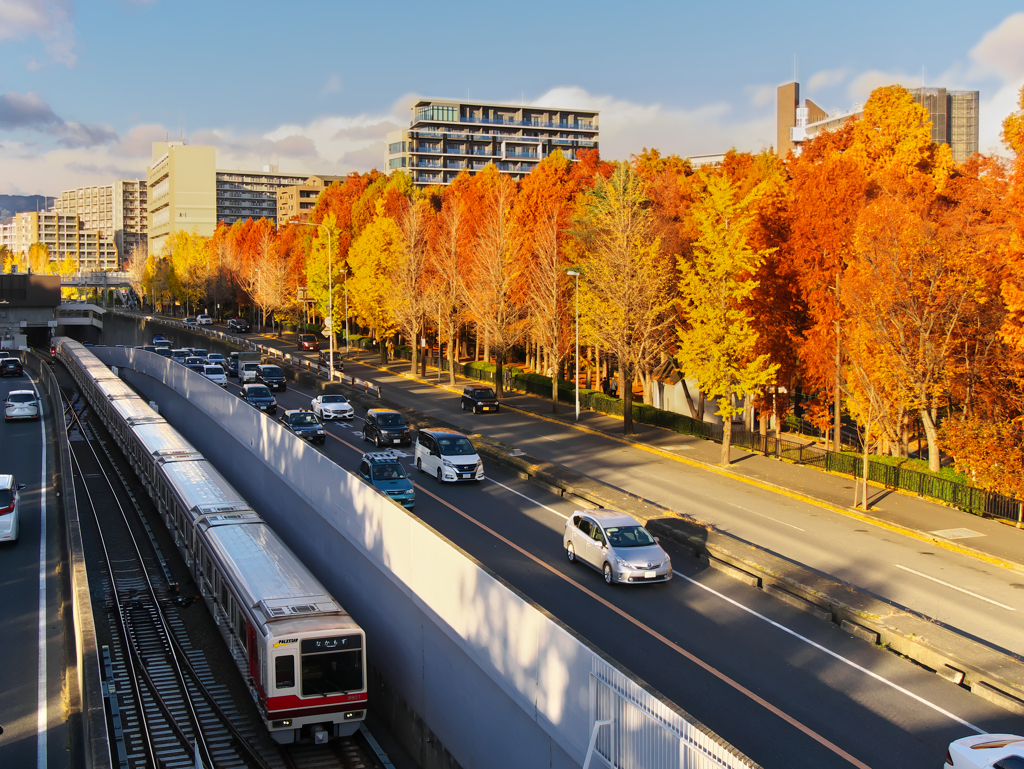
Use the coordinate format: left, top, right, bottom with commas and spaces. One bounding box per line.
417, 458, 423, 473
603, 563, 613, 585
375, 433, 383, 448
436, 467, 443, 483
567, 543, 576, 563
460, 400, 465, 410
362, 430, 369, 442
473, 404, 478, 414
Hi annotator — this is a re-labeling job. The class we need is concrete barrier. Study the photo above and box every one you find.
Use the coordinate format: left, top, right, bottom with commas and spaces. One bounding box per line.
92, 346, 758, 769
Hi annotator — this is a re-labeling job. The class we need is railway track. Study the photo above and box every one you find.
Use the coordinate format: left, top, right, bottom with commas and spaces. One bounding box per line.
63, 384, 391, 769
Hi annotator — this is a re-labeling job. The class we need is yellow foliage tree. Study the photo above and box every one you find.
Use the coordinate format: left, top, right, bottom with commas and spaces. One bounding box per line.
348, 200, 401, 363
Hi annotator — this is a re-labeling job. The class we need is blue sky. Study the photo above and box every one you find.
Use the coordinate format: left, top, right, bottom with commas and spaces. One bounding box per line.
2, 1, 1023, 194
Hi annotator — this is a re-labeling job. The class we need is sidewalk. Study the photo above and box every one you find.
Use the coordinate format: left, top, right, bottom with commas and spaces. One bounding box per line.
349, 347, 1024, 574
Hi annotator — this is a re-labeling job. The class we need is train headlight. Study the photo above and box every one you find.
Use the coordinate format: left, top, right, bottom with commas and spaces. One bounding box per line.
272, 719, 292, 728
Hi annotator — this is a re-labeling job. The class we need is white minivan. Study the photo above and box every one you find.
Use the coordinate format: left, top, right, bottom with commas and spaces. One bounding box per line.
414, 428, 485, 483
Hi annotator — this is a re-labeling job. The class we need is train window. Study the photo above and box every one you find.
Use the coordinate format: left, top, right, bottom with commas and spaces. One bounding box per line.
300, 637, 363, 696
220, 581, 227, 607
237, 615, 247, 652
275, 656, 295, 689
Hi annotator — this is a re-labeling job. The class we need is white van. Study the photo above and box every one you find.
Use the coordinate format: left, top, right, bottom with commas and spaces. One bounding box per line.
414, 428, 485, 483
240, 361, 259, 384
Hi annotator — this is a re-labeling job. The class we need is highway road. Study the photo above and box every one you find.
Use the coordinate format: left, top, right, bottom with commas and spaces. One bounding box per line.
236, 329, 1024, 662
199, 367, 1022, 769
0, 367, 69, 769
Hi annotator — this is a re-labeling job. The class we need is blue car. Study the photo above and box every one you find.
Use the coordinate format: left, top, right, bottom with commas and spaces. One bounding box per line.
358, 451, 415, 509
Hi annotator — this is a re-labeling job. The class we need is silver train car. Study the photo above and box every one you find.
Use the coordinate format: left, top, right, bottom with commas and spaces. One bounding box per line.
56, 338, 367, 743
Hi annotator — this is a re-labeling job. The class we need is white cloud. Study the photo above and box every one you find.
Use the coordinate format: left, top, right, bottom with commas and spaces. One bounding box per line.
808, 67, 849, 92
746, 84, 775, 107
0, 0, 76, 66
969, 12, 1024, 80
320, 74, 342, 96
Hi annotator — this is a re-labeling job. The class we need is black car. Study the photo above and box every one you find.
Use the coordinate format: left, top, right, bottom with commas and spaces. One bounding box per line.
255, 364, 287, 392
239, 383, 277, 415
461, 384, 499, 413
227, 318, 251, 332
362, 408, 411, 447
278, 409, 326, 445
0, 357, 23, 377
227, 353, 240, 377
185, 363, 206, 375
318, 350, 344, 371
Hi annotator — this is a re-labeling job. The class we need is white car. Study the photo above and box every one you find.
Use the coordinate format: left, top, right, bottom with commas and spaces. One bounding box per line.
946, 734, 1024, 768
0, 474, 24, 543
5, 390, 39, 421
202, 364, 227, 387
206, 353, 227, 369
563, 510, 672, 585
311, 394, 354, 420
196, 313, 213, 325
414, 428, 484, 483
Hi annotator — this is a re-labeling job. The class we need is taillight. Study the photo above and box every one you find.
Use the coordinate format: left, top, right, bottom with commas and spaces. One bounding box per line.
0, 502, 13, 515
945, 748, 953, 766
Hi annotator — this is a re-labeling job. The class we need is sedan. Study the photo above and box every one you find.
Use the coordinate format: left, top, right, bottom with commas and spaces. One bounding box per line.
196, 313, 213, 325
311, 394, 354, 420
0, 475, 24, 543
564, 510, 671, 585
5, 390, 40, 421
278, 409, 326, 445
239, 384, 277, 415
297, 334, 320, 351
945, 734, 1024, 768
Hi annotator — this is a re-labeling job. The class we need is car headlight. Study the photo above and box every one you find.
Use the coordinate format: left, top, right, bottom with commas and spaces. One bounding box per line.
475, 460, 483, 471
442, 459, 456, 468
614, 554, 629, 567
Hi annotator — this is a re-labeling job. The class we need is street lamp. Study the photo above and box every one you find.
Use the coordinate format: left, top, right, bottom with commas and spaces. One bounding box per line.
343, 267, 349, 354
567, 269, 580, 421
297, 222, 336, 378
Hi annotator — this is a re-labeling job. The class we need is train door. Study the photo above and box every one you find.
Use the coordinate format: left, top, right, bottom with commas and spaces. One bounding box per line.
247, 625, 261, 694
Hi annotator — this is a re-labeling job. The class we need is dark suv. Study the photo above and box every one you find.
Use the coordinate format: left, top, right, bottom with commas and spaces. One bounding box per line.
278, 409, 326, 444
239, 383, 277, 415
461, 384, 499, 414
1, 356, 24, 377
362, 409, 411, 447
227, 318, 251, 332
255, 364, 287, 392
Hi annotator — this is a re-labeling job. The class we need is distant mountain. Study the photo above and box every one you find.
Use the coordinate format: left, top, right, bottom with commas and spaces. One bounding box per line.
0, 194, 55, 224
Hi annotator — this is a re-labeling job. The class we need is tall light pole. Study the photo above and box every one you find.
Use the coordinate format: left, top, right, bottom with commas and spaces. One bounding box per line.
567, 269, 580, 421
343, 267, 349, 354
297, 222, 335, 378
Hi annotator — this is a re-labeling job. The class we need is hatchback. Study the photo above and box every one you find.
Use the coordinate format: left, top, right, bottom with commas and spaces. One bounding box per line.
414, 428, 484, 482
945, 734, 1024, 768
5, 390, 40, 421
363, 409, 411, 447
564, 510, 672, 585
0, 475, 24, 543
297, 334, 320, 351
359, 451, 415, 509
461, 384, 499, 413
1, 356, 23, 377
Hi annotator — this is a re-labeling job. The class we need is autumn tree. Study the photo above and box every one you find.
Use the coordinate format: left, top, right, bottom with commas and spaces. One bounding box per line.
241, 221, 288, 332
348, 200, 401, 364
165, 229, 209, 316
390, 196, 433, 376
577, 161, 672, 434
675, 171, 779, 465
431, 176, 474, 383
28, 243, 50, 274
124, 245, 149, 308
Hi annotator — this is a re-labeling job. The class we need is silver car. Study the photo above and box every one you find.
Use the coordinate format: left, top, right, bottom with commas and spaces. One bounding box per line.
0, 474, 24, 543
5, 390, 39, 421
563, 510, 672, 585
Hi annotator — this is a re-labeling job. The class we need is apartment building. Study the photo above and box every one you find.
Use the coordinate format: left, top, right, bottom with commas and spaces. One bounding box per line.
216, 166, 309, 226
276, 175, 345, 227
53, 180, 148, 265
779, 82, 980, 163
386, 99, 600, 186
9, 211, 118, 270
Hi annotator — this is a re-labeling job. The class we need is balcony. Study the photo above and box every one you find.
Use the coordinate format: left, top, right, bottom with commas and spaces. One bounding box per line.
414, 160, 441, 168
505, 151, 537, 159
415, 116, 598, 131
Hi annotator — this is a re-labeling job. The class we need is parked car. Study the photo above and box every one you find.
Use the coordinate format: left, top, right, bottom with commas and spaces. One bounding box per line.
5, 390, 40, 421
1, 356, 24, 377
311, 393, 354, 421
363, 409, 411, 447
239, 383, 277, 415
278, 409, 326, 445
227, 317, 251, 332
202, 364, 227, 387
255, 364, 287, 392
945, 734, 1024, 768
563, 510, 671, 585
297, 334, 320, 351
184, 317, 199, 326
461, 384, 500, 414
413, 427, 484, 483
196, 313, 213, 325
358, 451, 415, 509
0, 474, 24, 543
318, 350, 344, 371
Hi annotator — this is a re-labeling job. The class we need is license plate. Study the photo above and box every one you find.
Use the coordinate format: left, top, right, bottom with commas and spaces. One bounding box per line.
482, 407, 490, 411
393, 439, 401, 444
460, 473, 472, 479
644, 571, 657, 579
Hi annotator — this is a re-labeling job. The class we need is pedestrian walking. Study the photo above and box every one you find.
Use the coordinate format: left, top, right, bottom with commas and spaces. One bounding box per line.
609, 377, 618, 397
601, 376, 609, 396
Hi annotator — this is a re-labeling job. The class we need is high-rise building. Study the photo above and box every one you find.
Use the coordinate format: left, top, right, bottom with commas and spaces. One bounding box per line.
386, 99, 600, 186
53, 180, 148, 265
216, 166, 310, 226
9, 211, 118, 270
276, 175, 345, 227
778, 82, 980, 163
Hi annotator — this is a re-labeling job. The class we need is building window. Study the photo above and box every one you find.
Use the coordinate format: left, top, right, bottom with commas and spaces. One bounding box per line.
389, 141, 406, 154
416, 105, 457, 123
389, 157, 407, 170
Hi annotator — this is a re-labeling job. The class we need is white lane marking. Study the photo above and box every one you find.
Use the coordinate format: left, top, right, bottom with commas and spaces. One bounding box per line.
673, 568, 986, 734
894, 565, 1015, 611
485, 478, 567, 519
31, 375, 48, 768
733, 504, 806, 532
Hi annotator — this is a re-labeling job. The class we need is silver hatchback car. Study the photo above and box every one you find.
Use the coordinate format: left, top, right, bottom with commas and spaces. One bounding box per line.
564, 510, 672, 585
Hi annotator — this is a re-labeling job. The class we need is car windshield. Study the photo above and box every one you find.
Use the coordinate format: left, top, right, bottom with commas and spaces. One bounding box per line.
243, 363, 258, 371
371, 463, 406, 481
603, 525, 656, 548
322, 395, 347, 404
435, 435, 475, 456
248, 386, 271, 398
261, 366, 283, 377
155, 349, 171, 357
0, 489, 12, 507
204, 366, 222, 375
290, 414, 319, 426
186, 364, 204, 372
471, 388, 495, 399
8, 393, 35, 403
192, 349, 207, 356
376, 413, 405, 427
208, 354, 224, 361
299, 335, 314, 341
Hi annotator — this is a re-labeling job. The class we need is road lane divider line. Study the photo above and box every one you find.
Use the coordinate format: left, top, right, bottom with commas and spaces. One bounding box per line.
673, 568, 986, 733
893, 565, 1015, 611
411, 481, 872, 769
734, 505, 806, 532
485, 478, 567, 518
31, 375, 48, 769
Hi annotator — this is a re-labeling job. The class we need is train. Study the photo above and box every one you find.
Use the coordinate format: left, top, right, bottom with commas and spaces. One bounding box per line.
56, 338, 367, 744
